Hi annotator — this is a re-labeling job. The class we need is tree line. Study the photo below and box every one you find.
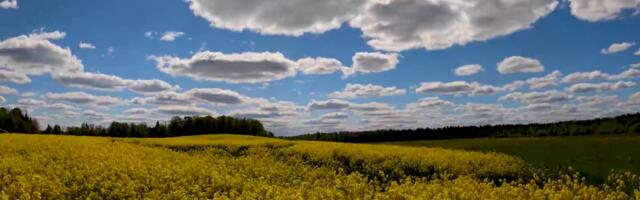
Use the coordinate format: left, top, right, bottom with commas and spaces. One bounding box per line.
287, 113, 640, 142
0, 107, 40, 133
1, 107, 273, 137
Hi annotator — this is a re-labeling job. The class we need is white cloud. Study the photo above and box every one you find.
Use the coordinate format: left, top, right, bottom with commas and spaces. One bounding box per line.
187, 0, 557, 52
0, 85, 17, 94
296, 57, 346, 75
415, 81, 511, 96
131, 91, 192, 105
0, 96, 5, 104
527, 70, 562, 89
406, 97, 454, 110
562, 69, 640, 83
566, 81, 636, 93
631, 63, 640, 69
150, 51, 297, 83
127, 79, 179, 93
155, 105, 216, 116
0, 0, 17, 9
454, 64, 484, 76
562, 70, 610, 83
329, 83, 405, 99
0, 31, 83, 76
351, 0, 558, 51
44, 92, 122, 107
577, 95, 619, 107
320, 112, 349, 120
44, 103, 77, 111
185, 88, 247, 104
497, 56, 544, 74
188, 0, 366, 36
635, 49, 640, 56
569, 0, 640, 22
342, 52, 399, 77
159, 31, 185, 42
601, 42, 636, 54
500, 90, 573, 104
0, 68, 30, 84
349, 102, 394, 112
16, 98, 46, 107
308, 99, 351, 110
124, 108, 150, 115
53, 72, 128, 91
79, 42, 96, 49
53, 71, 179, 93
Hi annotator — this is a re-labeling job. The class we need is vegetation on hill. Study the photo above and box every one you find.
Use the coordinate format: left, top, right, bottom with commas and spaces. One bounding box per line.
1, 134, 639, 199
289, 113, 640, 142
0, 106, 273, 137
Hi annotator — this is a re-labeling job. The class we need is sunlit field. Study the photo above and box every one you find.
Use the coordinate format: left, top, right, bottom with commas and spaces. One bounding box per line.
2, 134, 640, 199
384, 135, 640, 183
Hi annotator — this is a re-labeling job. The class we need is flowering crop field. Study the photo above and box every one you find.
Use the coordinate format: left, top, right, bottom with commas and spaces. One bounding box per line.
1, 134, 639, 199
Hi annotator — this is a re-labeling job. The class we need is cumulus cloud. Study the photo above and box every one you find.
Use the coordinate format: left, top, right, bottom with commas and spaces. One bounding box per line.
131, 91, 192, 105
527, 70, 562, 89
79, 42, 96, 49
562, 69, 640, 83
188, 0, 557, 52
160, 31, 185, 42
631, 63, 640, 69
500, 90, 573, 104
569, 0, 640, 22
53, 71, 178, 93
0, 31, 83, 76
308, 99, 351, 110
329, 83, 405, 99
44, 92, 122, 107
566, 81, 636, 93
155, 105, 216, 116
454, 64, 484, 76
0, 85, 17, 94
320, 112, 349, 120
343, 52, 399, 77
0, 0, 17, 9
497, 56, 544, 74
406, 97, 454, 110
185, 88, 246, 104
188, 0, 366, 36
0, 96, 5, 104
349, 102, 394, 112
562, 70, 609, 83
635, 49, 640, 56
44, 103, 77, 111
151, 51, 297, 83
351, 0, 558, 51
0, 68, 30, 84
415, 81, 512, 96
127, 79, 179, 93
124, 108, 150, 115
53, 72, 128, 91
296, 57, 346, 75
601, 42, 636, 54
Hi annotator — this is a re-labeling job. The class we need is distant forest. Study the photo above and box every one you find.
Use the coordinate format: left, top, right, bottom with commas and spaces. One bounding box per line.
288, 113, 640, 142
0, 107, 273, 137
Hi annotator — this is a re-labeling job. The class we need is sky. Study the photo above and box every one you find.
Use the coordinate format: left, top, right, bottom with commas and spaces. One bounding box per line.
1, 0, 639, 136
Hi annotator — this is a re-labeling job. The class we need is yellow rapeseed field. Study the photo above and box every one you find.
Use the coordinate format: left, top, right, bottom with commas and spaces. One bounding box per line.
1, 133, 639, 199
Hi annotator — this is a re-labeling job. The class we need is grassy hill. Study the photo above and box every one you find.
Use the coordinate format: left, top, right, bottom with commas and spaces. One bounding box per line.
384, 135, 640, 183
1, 133, 639, 199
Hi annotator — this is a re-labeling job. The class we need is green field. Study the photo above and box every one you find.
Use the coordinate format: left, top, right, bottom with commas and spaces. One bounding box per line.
384, 135, 640, 182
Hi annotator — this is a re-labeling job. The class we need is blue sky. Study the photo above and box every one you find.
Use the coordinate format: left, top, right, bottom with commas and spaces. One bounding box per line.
1, 0, 639, 135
